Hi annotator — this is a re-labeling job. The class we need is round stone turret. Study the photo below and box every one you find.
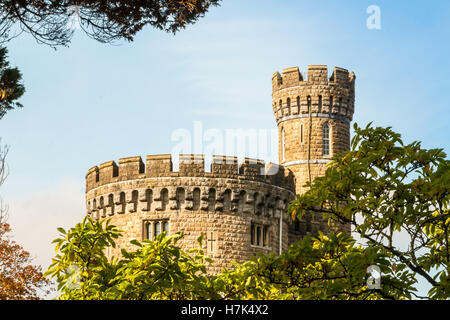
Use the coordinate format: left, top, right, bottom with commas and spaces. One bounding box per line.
85, 154, 295, 274
272, 65, 355, 194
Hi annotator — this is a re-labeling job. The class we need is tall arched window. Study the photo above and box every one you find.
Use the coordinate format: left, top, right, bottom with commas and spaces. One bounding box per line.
287, 97, 291, 114
108, 194, 114, 215
146, 222, 153, 240
318, 95, 323, 113
223, 189, 232, 212
154, 222, 161, 237
192, 188, 200, 211
176, 187, 185, 210
119, 192, 126, 214
274, 197, 281, 219
144, 189, 152, 211
131, 190, 138, 212
281, 127, 286, 162
296, 96, 300, 113
93, 199, 98, 219
300, 124, 304, 144
254, 193, 264, 216
238, 191, 246, 212
208, 188, 216, 212
161, 189, 168, 211
264, 194, 271, 217
307, 96, 311, 113
323, 123, 330, 156
99, 196, 105, 217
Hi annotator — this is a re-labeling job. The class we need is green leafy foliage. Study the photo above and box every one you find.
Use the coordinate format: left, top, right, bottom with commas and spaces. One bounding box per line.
107, 232, 219, 300
45, 219, 415, 300
44, 216, 121, 299
216, 231, 417, 300
0, 47, 24, 120
45, 217, 220, 300
288, 123, 449, 299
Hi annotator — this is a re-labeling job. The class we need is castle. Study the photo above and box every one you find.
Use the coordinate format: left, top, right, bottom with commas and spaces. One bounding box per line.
85, 65, 355, 273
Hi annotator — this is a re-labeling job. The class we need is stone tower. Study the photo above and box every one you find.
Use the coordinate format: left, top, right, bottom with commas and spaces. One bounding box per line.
272, 65, 355, 194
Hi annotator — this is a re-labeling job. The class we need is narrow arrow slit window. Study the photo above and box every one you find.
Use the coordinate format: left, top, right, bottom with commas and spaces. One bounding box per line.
323, 123, 330, 156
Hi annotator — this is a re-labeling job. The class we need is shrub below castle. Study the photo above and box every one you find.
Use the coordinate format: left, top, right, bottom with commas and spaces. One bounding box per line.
44, 216, 391, 300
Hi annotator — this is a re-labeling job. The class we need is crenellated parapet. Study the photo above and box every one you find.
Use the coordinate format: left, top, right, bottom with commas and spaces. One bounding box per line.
272, 65, 355, 123
85, 154, 295, 222
86, 154, 294, 193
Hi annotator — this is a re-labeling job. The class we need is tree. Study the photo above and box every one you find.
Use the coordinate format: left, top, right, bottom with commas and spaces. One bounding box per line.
215, 231, 417, 300
0, 46, 24, 120
45, 217, 415, 300
288, 123, 449, 299
0, 0, 221, 47
0, 223, 51, 299
0, 140, 51, 300
45, 217, 220, 300
44, 218, 416, 300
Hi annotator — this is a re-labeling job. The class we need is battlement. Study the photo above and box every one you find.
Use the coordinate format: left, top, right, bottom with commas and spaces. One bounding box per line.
272, 65, 355, 90
86, 154, 295, 192
272, 65, 356, 122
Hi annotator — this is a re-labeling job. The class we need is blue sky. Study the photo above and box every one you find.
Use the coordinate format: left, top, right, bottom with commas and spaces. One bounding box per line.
0, 0, 449, 296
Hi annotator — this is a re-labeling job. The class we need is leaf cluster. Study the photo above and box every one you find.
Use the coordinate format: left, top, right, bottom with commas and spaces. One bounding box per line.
288, 123, 449, 299
217, 232, 416, 300
45, 217, 221, 300
46, 218, 415, 300
0, 46, 24, 120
